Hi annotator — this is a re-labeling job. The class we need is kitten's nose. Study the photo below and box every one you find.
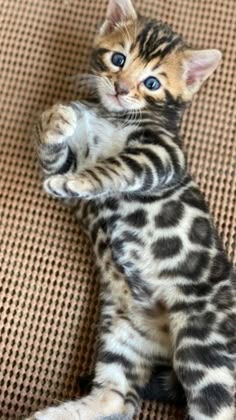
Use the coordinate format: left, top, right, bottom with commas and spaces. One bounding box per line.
114, 81, 129, 96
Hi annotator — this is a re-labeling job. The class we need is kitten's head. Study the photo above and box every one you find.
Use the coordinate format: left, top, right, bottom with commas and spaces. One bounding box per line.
92, 0, 221, 113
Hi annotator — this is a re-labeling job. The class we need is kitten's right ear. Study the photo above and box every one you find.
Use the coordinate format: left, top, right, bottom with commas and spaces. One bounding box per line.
100, 0, 137, 35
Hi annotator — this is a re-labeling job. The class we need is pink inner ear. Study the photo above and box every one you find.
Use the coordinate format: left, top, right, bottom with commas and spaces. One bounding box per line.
103, 3, 123, 34
185, 50, 221, 87
101, 0, 137, 34
186, 61, 212, 86
108, 3, 123, 24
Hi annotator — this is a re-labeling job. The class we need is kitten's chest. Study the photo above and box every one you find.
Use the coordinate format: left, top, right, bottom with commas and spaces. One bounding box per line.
72, 110, 136, 169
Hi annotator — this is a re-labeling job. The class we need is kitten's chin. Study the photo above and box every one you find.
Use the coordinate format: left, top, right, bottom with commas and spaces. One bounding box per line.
102, 94, 125, 112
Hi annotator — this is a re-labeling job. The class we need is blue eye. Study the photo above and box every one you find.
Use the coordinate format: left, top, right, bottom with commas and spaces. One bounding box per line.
144, 76, 161, 91
111, 52, 126, 68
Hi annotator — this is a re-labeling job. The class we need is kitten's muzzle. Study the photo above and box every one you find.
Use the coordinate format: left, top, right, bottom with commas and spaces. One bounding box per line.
114, 81, 129, 96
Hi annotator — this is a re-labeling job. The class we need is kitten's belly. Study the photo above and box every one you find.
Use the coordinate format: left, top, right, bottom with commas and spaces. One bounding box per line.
77, 179, 214, 311
74, 181, 220, 355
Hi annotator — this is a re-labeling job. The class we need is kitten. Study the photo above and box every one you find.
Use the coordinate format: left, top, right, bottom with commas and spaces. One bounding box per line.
27, 0, 236, 419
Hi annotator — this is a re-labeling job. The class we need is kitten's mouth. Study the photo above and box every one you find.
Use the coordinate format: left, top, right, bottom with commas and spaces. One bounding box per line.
106, 94, 126, 110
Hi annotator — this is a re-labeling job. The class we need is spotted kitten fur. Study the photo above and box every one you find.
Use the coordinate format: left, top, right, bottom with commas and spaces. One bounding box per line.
28, 0, 236, 419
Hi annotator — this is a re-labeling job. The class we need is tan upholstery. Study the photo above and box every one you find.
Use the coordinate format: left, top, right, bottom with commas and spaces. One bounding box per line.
1, 0, 235, 418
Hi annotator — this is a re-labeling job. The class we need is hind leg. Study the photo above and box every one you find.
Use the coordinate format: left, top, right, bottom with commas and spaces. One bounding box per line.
26, 297, 174, 420
172, 312, 235, 420
26, 365, 138, 420
101, 416, 131, 420
26, 314, 152, 419
26, 363, 139, 420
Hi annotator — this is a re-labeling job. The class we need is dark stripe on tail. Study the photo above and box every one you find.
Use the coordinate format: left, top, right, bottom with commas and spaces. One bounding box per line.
78, 366, 186, 407
138, 365, 186, 407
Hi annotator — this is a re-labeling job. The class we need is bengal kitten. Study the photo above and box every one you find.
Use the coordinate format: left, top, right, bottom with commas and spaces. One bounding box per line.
28, 0, 236, 419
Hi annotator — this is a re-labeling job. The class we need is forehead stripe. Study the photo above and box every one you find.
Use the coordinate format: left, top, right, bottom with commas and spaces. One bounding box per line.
141, 35, 171, 60
158, 37, 182, 59
135, 20, 181, 61
136, 21, 155, 48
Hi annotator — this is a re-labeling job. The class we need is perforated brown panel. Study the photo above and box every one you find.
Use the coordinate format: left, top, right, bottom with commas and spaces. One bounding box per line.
0, 0, 235, 419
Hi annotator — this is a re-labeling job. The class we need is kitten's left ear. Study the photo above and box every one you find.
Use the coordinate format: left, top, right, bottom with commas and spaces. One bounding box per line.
182, 49, 222, 99
100, 0, 137, 35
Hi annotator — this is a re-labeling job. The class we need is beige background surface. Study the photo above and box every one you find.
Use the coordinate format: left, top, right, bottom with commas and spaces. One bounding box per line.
0, 0, 235, 418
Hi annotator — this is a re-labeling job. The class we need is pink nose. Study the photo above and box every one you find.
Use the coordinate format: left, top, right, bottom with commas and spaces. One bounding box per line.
114, 81, 129, 96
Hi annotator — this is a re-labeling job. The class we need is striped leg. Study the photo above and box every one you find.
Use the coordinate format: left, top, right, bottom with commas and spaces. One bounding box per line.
35, 104, 79, 176
26, 307, 171, 420
172, 313, 235, 420
26, 386, 136, 420
26, 336, 143, 419
43, 138, 184, 199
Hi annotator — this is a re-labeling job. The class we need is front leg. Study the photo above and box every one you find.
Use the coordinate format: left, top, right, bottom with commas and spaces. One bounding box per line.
35, 103, 80, 176
43, 141, 185, 199
36, 101, 111, 177
35, 102, 131, 179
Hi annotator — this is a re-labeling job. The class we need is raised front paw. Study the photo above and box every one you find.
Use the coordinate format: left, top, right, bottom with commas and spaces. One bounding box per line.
36, 104, 77, 145
43, 174, 95, 198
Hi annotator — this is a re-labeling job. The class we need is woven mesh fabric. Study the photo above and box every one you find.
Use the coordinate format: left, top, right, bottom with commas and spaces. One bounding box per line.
0, 0, 235, 419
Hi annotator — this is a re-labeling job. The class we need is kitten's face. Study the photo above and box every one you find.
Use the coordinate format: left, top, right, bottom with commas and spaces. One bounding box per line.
93, 20, 185, 112
92, 0, 221, 113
